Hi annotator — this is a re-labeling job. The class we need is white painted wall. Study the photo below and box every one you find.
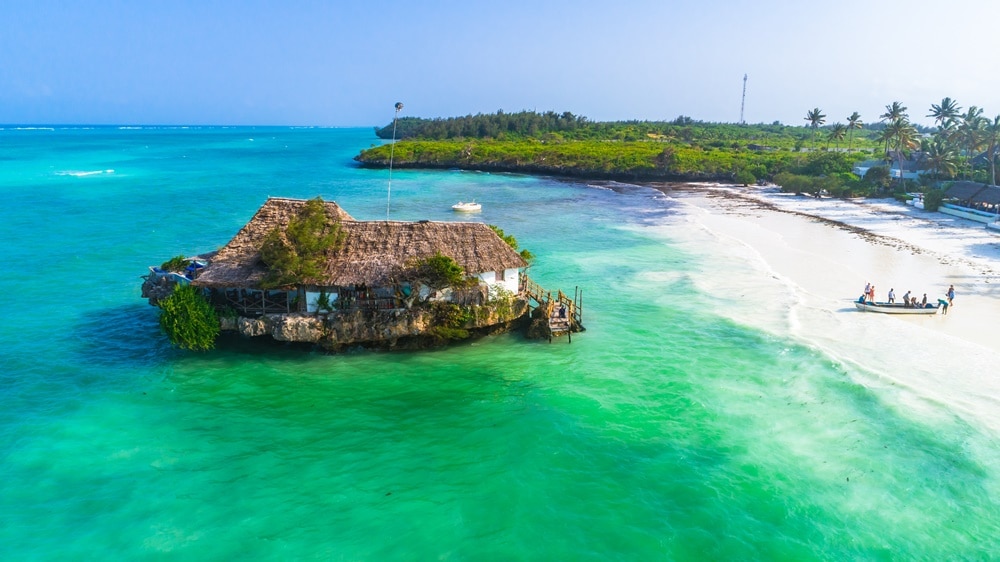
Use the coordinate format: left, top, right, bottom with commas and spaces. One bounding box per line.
475, 268, 520, 293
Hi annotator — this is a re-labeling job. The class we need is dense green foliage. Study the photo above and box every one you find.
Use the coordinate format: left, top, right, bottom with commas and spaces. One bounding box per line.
365, 100, 1000, 198
372, 110, 883, 150
160, 255, 190, 272
488, 225, 534, 262
259, 197, 346, 289
923, 189, 945, 211
416, 252, 468, 289
429, 302, 472, 341
158, 284, 220, 351
359, 137, 866, 183
864, 166, 891, 189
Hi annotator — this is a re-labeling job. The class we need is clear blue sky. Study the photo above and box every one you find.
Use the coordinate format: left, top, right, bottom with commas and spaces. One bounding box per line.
3, 0, 1000, 127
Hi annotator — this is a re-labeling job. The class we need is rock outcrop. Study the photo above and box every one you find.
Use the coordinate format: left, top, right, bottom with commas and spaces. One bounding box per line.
224, 298, 531, 351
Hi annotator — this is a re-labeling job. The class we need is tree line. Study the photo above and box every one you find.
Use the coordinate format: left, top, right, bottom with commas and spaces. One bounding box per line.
361, 101, 1000, 199
803, 98, 1000, 186
374, 109, 884, 151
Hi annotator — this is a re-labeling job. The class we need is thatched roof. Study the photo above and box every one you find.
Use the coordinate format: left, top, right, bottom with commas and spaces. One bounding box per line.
970, 185, 1000, 205
193, 197, 527, 288
943, 181, 987, 201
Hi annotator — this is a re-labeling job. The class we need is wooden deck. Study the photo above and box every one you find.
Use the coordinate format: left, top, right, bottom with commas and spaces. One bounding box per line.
521, 274, 584, 343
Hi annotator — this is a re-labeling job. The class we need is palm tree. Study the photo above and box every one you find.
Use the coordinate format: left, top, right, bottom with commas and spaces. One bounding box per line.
885, 118, 919, 188
804, 107, 826, 148
936, 117, 958, 144
874, 127, 894, 164
880, 101, 908, 124
878, 102, 910, 172
846, 112, 863, 151
928, 97, 961, 131
827, 123, 847, 150
922, 138, 959, 179
958, 106, 985, 178
983, 115, 1000, 185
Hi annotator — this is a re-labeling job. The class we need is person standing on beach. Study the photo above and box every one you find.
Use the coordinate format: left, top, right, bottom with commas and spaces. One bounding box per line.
947, 284, 955, 306
888, 288, 895, 303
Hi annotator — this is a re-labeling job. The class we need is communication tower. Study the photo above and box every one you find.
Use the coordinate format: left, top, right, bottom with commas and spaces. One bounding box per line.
740, 74, 747, 125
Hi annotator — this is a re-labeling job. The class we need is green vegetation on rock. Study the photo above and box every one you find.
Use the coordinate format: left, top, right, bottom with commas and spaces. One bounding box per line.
429, 302, 472, 341
158, 284, 220, 351
160, 255, 190, 272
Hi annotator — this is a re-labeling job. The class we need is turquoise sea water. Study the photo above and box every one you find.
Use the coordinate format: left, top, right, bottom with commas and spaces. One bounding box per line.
2, 126, 998, 560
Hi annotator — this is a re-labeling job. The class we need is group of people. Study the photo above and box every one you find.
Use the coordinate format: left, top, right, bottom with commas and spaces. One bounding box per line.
860, 282, 956, 312
897, 289, 929, 308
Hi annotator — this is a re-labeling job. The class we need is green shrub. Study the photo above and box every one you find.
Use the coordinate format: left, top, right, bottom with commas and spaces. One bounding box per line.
259, 197, 346, 289
863, 166, 891, 189
488, 225, 519, 249
490, 224, 534, 263
429, 302, 471, 341
417, 252, 468, 289
734, 169, 756, 185
923, 189, 945, 211
160, 255, 190, 272
158, 284, 220, 351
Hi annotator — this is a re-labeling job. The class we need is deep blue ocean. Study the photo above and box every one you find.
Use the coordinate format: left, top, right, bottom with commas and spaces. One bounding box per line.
2, 126, 998, 560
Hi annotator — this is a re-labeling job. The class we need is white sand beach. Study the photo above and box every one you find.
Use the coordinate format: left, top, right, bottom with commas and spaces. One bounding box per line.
652, 184, 1000, 435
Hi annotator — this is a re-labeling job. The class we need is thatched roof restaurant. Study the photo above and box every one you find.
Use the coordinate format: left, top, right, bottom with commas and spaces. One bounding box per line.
970, 185, 1000, 206
192, 197, 528, 289
943, 181, 988, 202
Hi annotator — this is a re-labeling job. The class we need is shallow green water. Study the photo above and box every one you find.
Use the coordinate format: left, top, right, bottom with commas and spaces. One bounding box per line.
1, 127, 997, 560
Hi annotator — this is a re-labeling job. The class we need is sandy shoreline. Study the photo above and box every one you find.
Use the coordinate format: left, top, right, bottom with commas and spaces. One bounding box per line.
659, 182, 1000, 279
642, 182, 1000, 434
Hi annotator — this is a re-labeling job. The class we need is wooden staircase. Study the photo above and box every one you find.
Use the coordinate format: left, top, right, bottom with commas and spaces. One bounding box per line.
521, 274, 584, 343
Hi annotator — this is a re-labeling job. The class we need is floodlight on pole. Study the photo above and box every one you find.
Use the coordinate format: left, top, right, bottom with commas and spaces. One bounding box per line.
387, 102, 403, 220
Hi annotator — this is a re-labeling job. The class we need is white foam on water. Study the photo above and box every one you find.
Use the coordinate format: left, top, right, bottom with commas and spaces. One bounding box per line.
55, 169, 115, 177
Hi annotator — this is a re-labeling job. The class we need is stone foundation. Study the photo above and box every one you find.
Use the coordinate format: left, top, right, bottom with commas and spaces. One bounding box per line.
224, 299, 531, 351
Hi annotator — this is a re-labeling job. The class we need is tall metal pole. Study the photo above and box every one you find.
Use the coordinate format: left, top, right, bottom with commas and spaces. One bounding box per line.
740, 74, 747, 125
387, 102, 403, 220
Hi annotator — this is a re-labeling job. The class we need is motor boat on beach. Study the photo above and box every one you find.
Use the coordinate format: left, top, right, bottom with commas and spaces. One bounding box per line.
452, 201, 481, 212
854, 299, 942, 314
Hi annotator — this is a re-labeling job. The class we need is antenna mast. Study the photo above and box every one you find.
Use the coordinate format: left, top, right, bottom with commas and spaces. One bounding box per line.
386, 102, 403, 220
740, 74, 747, 125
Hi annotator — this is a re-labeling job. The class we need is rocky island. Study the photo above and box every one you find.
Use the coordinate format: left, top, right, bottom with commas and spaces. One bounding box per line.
142, 196, 583, 351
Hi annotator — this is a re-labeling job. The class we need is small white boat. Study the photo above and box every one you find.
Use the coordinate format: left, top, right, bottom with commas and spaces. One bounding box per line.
854, 300, 941, 314
452, 201, 481, 212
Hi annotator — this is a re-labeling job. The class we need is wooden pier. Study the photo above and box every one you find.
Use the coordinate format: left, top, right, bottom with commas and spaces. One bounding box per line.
521, 274, 584, 343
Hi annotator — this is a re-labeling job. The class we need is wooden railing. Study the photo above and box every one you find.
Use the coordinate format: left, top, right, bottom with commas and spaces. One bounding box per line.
520, 273, 584, 327
219, 290, 294, 316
